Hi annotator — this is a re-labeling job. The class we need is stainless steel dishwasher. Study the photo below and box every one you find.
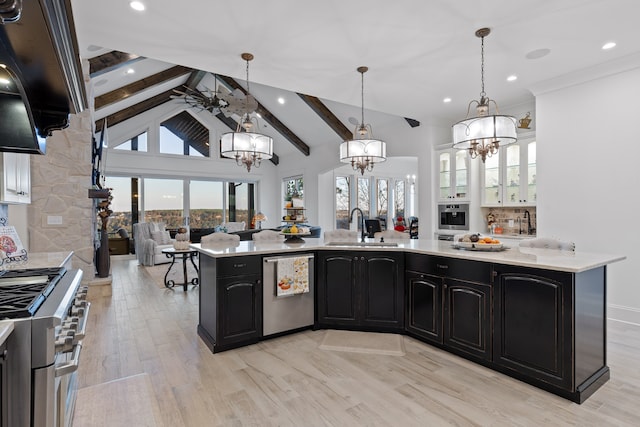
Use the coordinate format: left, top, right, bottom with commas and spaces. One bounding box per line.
263, 254, 314, 336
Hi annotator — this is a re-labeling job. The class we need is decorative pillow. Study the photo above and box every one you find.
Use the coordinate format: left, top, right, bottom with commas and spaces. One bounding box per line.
151, 230, 172, 245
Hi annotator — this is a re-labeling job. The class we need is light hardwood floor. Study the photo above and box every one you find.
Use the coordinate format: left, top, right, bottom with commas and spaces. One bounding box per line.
74, 255, 640, 426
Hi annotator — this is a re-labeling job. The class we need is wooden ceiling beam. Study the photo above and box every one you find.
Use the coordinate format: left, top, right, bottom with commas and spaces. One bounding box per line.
94, 65, 192, 110
217, 74, 310, 156
297, 94, 352, 141
89, 51, 144, 77
95, 87, 179, 132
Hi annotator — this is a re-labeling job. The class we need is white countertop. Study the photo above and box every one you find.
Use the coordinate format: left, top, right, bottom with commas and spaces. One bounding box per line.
0, 319, 14, 345
192, 238, 625, 273
1, 251, 73, 270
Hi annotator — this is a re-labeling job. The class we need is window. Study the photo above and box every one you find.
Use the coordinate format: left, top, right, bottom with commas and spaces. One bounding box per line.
357, 177, 370, 219
159, 112, 210, 157
395, 179, 405, 219
143, 178, 184, 228
113, 131, 148, 152
335, 176, 350, 229
228, 182, 253, 225
284, 176, 304, 200
104, 176, 138, 235
334, 174, 408, 231
189, 180, 224, 228
376, 178, 388, 219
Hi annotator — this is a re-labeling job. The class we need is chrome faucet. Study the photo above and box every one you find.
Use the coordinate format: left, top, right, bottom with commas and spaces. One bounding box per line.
349, 207, 366, 243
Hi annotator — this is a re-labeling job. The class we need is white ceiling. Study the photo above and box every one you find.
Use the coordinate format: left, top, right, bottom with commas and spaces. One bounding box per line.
70, 0, 640, 155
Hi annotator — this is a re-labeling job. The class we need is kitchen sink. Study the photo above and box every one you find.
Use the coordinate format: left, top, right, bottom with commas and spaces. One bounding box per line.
325, 242, 399, 247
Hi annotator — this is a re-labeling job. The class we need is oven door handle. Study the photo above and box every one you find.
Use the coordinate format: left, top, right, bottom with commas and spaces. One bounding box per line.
72, 301, 91, 342
55, 342, 83, 378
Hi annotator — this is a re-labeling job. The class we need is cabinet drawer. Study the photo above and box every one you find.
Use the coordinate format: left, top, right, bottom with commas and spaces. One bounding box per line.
405, 253, 430, 272
407, 254, 491, 283
216, 255, 261, 278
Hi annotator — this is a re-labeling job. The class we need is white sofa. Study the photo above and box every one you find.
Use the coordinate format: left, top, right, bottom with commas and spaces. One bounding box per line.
133, 222, 176, 266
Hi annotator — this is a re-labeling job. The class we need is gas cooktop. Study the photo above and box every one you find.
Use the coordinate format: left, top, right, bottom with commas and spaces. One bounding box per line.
0, 267, 67, 319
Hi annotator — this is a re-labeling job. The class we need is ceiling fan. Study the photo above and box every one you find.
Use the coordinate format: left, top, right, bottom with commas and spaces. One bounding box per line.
170, 84, 230, 114
215, 84, 258, 118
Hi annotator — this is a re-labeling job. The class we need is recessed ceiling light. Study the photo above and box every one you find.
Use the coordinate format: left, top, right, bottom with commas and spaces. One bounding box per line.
277, 97, 285, 105
443, 97, 452, 103
125, 68, 135, 75
256, 113, 262, 119
130, 1, 145, 11
507, 75, 518, 82
602, 42, 616, 50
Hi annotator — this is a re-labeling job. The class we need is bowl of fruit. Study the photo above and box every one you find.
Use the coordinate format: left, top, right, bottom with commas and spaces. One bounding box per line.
453, 233, 503, 251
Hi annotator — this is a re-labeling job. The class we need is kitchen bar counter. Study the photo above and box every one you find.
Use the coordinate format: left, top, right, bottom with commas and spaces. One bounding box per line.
193, 237, 624, 403
192, 238, 625, 273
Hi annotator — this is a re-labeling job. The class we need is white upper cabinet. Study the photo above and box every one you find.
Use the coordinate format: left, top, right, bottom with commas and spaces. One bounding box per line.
437, 148, 469, 202
481, 139, 536, 207
1, 152, 31, 204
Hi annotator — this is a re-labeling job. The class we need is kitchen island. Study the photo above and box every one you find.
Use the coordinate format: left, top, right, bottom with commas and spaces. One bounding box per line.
192, 238, 625, 403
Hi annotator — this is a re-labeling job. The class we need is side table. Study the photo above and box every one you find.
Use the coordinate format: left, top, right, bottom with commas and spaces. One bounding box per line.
161, 248, 199, 291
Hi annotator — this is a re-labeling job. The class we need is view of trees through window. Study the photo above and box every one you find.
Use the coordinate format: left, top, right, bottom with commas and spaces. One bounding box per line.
335, 176, 350, 229
105, 176, 254, 234
336, 175, 406, 231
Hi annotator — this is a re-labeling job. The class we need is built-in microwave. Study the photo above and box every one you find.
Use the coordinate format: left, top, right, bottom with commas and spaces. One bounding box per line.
437, 203, 469, 231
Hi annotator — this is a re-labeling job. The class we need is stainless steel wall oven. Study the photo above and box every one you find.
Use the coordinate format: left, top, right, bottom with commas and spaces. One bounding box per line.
437, 203, 470, 231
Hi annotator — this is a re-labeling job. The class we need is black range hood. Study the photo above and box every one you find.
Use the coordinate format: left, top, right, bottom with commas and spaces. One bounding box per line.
0, 0, 86, 154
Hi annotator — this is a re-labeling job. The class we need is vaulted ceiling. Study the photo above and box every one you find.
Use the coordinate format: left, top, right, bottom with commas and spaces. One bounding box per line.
70, 0, 640, 160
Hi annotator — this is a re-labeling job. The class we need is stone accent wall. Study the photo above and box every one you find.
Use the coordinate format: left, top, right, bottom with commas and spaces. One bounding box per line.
28, 110, 96, 283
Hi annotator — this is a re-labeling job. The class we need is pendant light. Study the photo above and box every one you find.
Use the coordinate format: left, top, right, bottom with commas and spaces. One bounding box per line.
452, 28, 517, 162
220, 53, 273, 172
340, 66, 386, 175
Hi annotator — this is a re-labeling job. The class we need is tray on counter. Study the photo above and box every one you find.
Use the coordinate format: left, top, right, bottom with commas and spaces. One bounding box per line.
452, 242, 508, 252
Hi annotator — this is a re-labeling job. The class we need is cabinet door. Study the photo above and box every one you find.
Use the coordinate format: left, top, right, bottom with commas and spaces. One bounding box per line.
219, 275, 262, 345
482, 151, 501, 206
2, 152, 31, 204
406, 271, 442, 344
316, 253, 358, 326
437, 149, 469, 202
360, 253, 404, 329
493, 265, 572, 389
443, 278, 491, 361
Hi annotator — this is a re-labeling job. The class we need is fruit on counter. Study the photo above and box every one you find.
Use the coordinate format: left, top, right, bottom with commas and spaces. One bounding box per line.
457, 234, 501, 244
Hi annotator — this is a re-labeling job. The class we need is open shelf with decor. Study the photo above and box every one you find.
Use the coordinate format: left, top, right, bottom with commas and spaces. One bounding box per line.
282, 207, 306, 225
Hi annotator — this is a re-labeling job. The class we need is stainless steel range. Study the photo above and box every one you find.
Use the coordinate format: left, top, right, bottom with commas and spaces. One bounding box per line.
0, 267, 88, 427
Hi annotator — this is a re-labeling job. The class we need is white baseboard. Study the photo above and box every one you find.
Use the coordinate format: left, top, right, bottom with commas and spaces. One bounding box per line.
608, 304, 640, 326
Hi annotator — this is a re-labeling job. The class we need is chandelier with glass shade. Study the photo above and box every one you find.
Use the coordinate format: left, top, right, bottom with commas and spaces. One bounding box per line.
452, 28, 517, 162
340, 66, 386, 175
220, 53, 273, 172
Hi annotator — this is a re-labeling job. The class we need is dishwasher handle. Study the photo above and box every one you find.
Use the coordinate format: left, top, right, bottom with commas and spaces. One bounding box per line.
264, 254, 315, 263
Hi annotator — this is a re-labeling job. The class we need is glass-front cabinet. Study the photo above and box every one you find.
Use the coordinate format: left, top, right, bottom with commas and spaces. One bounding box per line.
481, 139, 536, 207
438, 148, 469, 202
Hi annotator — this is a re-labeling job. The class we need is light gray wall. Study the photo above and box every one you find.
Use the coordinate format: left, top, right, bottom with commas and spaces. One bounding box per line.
536, 66, 640, 323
